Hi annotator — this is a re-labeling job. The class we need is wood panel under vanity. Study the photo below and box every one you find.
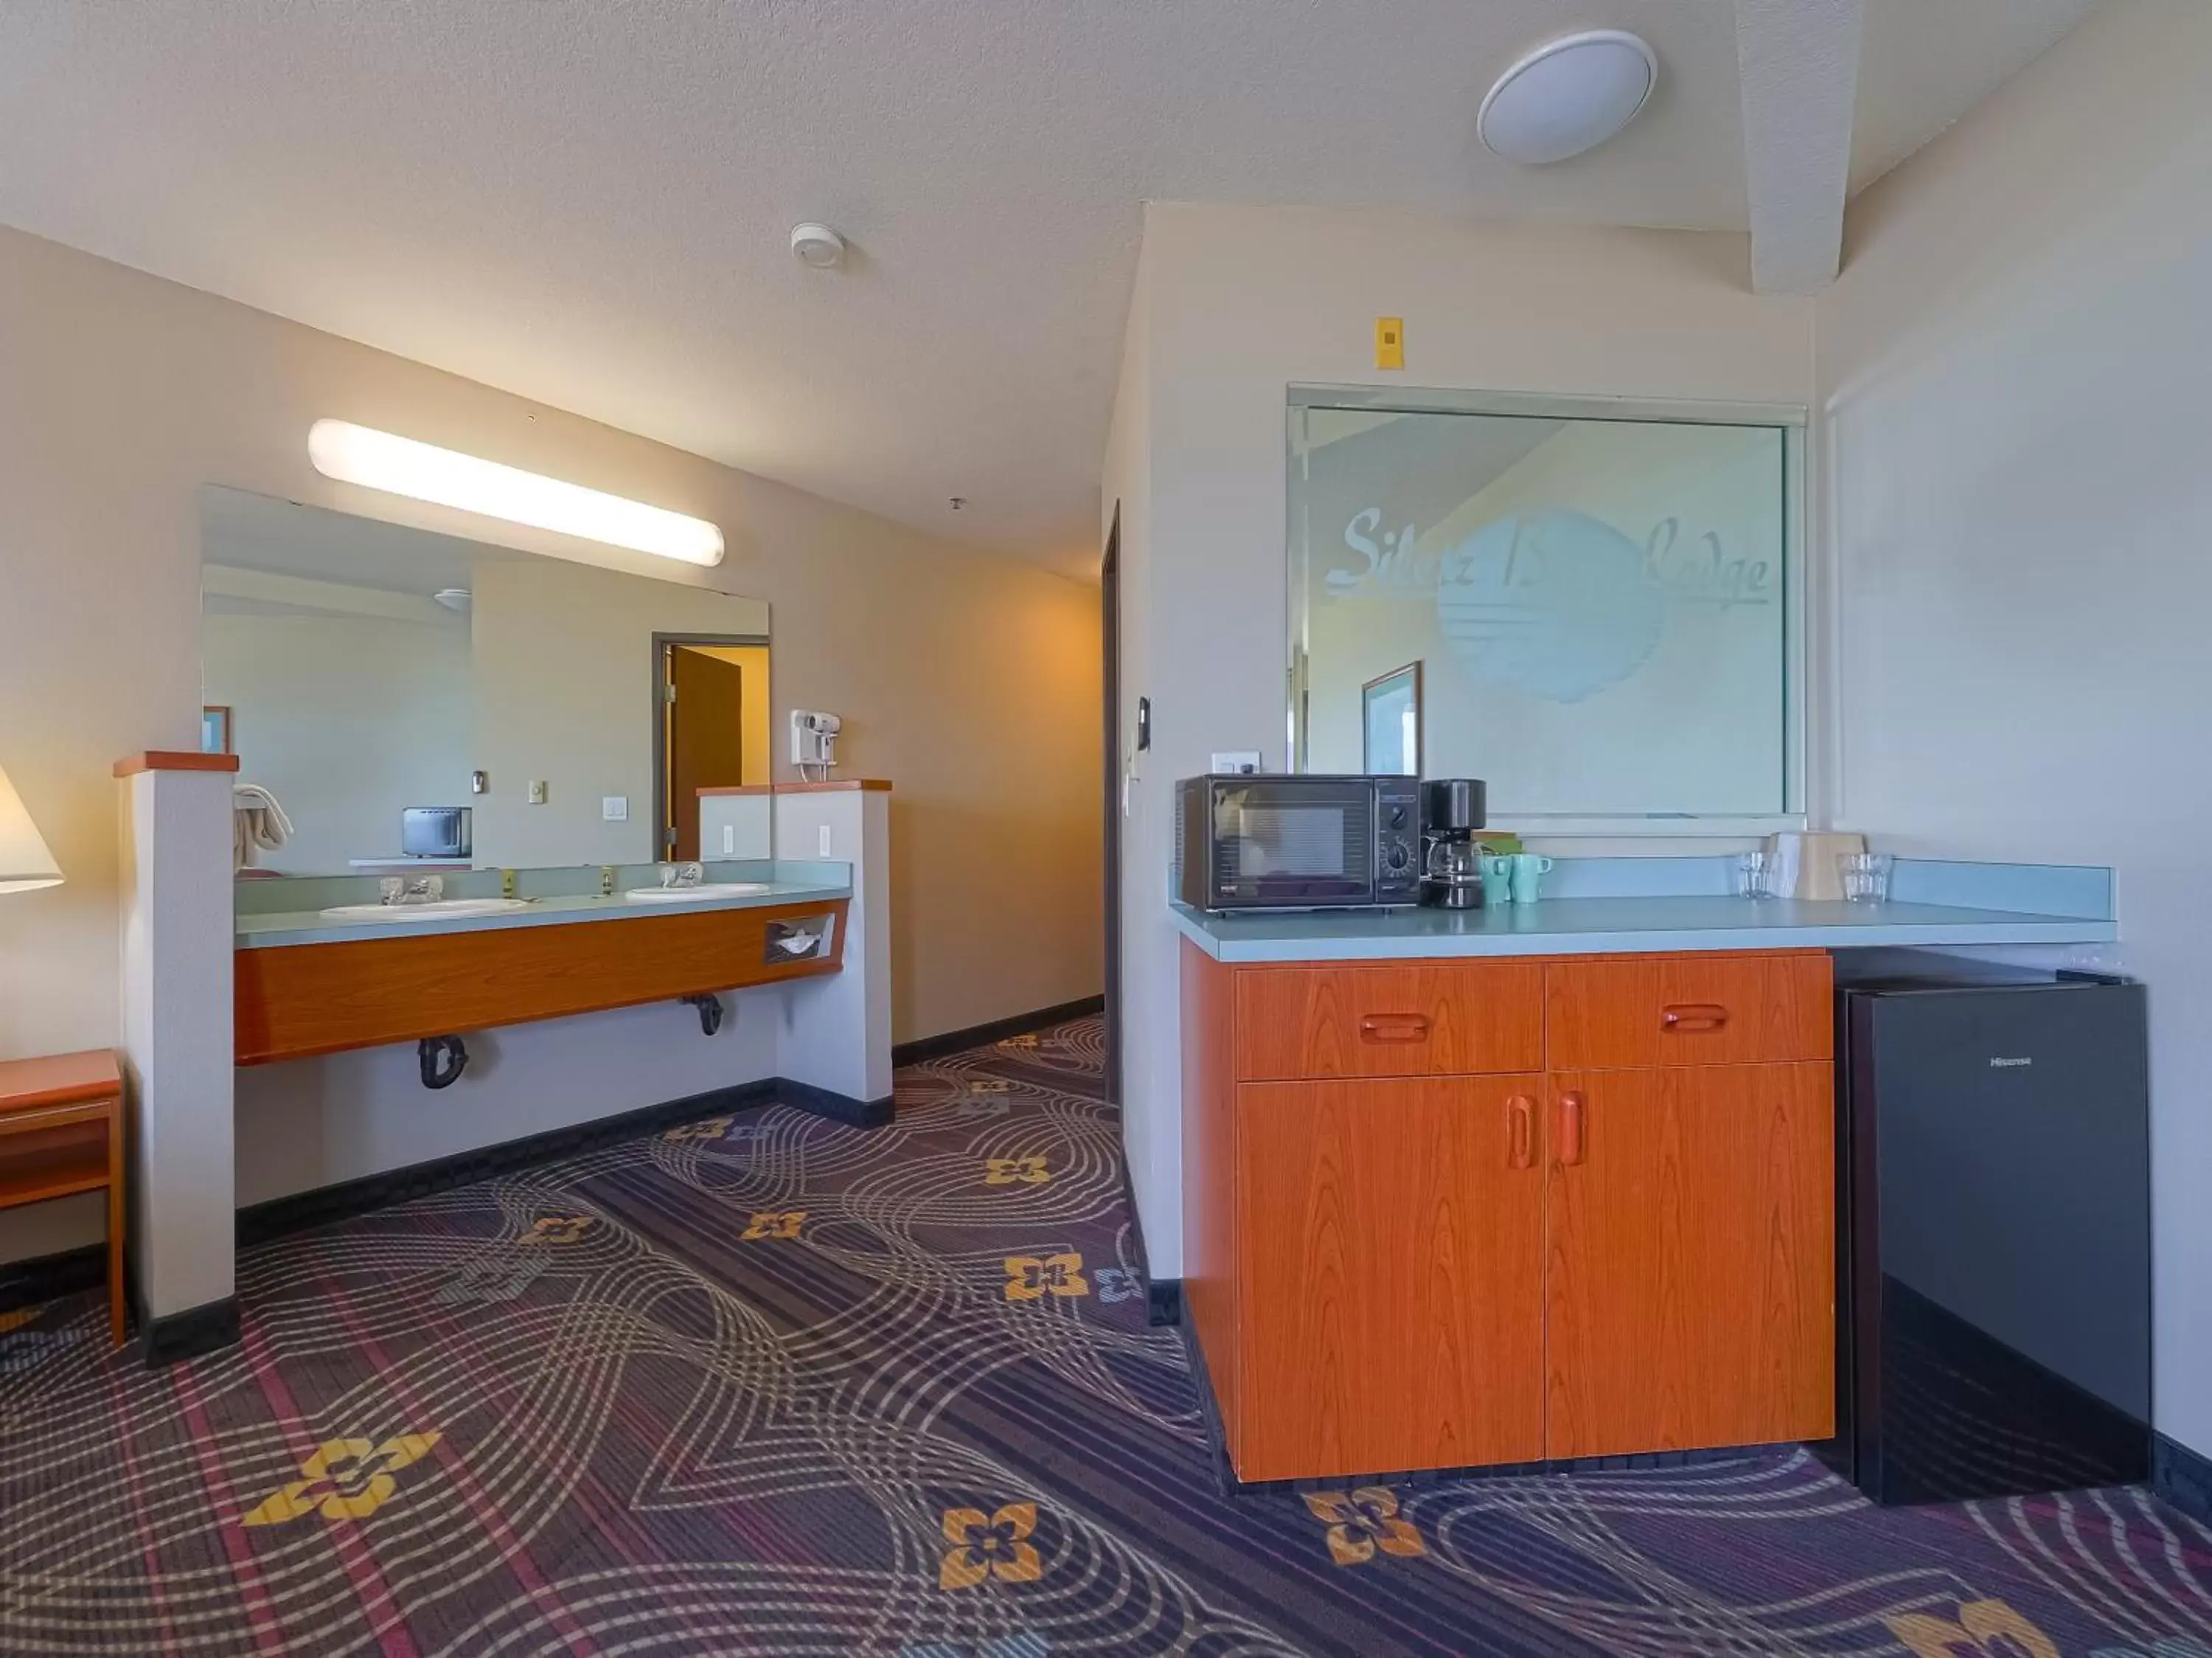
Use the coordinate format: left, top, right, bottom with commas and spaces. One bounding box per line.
1181, 941, 1835, 1484
237, 898, 848, 1065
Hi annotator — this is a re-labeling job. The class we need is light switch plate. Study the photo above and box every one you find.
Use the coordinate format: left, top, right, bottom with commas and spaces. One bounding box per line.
526, 780, 548, 805
1211, 750, 1261, 774
602, 796, 628, 822
722, 824, 735, 855
818, 825, 832, 858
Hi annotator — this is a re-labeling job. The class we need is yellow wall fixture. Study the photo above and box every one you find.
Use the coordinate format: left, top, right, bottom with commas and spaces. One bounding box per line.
307, 420, 726, 567
0, 759, 63, 894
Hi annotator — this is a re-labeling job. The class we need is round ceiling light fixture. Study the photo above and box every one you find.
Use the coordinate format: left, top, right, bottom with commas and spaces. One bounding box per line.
433, 587, 472, 613
1478, 30, 1658, 165
790, 222, 846, 269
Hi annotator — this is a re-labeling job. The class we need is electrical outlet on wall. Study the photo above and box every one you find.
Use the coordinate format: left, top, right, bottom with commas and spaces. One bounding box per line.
722, 825, 735, 855
602, 796, 628, 822
1211, 751, 1261, 774
526, 780, 548, 805
818, 825, 832, 858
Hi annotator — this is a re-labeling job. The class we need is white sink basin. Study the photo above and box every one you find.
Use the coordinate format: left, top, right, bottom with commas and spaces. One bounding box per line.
623, 883, 773, 903
319, 898, 535, 922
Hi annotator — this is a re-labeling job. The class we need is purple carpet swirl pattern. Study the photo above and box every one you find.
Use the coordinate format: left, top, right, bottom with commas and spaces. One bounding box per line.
2, 1015, 2209, 1655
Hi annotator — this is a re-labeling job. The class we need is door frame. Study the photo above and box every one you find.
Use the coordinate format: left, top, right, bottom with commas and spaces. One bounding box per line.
651, 631, 772, 861
1101, 508, 1122, 1108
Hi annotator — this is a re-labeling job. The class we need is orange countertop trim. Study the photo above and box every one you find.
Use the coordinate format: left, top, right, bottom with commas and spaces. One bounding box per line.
697, 780, 892, 796
114, 752, 242, 777
0, 1050, 122, 1111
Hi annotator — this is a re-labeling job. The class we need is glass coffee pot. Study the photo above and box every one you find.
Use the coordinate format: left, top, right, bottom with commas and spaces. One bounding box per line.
1423, 836, 1486, 909
1418, 778, 1488, 909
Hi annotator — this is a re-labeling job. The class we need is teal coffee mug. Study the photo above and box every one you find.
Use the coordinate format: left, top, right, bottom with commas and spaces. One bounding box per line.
1509, 853, 1555, 904
1480, 854, 1515, 907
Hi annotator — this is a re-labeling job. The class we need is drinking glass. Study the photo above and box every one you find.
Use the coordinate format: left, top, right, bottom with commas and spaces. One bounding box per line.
378, 876, 403, 906
1838, 852, 1893, 903
1735, 850, 1778, 898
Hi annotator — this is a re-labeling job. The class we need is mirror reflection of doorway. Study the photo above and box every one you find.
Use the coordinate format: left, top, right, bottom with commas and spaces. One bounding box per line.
655, 635, 771, 861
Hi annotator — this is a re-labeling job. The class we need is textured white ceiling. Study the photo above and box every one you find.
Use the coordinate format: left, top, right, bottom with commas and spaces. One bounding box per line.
0, 0, 2096, 574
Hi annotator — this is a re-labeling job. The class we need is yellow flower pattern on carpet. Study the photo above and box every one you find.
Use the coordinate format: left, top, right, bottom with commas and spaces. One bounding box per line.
240, 1434, 442, 1527
939, 1502, 1042, 1589
742, 1211, 807, 1241
1303, 1487, 1426, 1567
1002, 1255, 1087, 1300
1886, 1598, 2059, 1658
983, 1156, 1050, 1186
519, 1215, 591, 1246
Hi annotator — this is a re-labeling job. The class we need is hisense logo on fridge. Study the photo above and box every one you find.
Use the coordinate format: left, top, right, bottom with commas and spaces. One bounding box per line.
1989, 1056, 2034, 1068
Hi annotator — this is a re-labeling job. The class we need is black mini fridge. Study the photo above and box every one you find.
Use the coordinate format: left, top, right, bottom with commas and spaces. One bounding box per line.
1822, 957, 2152, 1504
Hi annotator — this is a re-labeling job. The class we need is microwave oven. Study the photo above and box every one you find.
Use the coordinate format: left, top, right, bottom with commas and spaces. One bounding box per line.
400, 806, 472, 861
1175, 774, 1421, 912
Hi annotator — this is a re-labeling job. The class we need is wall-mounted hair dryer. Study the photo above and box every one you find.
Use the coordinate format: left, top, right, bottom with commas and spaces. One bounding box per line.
790, 710, 842, 771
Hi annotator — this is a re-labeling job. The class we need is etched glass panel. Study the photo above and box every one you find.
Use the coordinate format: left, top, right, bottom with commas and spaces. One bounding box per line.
1290, 400, 1792, 818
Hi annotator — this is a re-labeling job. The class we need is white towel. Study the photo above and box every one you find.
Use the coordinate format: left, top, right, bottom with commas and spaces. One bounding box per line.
232, 784, 294, 871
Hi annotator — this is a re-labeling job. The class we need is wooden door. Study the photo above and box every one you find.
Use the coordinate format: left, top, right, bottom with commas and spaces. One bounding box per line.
1544, 1064, 1834, 1459
665, 647, 748, 861
1235, 1075, 1545, 1481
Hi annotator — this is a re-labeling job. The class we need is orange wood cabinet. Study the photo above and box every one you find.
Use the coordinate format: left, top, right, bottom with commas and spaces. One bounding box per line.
237, 899, 848, 1066
0, 1050, 128, 1346
1182, 941, 1834, 1482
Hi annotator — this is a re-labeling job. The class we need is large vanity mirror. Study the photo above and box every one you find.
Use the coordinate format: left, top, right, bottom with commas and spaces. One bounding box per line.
1289, 389, 1803, 824
199, 485, 773, 878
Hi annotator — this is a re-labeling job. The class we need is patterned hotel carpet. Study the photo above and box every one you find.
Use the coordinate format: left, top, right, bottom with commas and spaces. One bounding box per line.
2, 1016, 2210, 1657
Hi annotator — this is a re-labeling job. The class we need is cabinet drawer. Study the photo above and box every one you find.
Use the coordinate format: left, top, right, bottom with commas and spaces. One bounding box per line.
1545, 954, 1832, 1070
1234, 962, 1543, 1081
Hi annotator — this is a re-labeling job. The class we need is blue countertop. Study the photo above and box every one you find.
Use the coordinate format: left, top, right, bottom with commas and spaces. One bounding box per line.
1171, 895, 2117, 964
238, 875, 852, 949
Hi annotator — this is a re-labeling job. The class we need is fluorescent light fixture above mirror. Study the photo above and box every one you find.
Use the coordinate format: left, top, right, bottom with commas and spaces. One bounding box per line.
307, 420, 726, 566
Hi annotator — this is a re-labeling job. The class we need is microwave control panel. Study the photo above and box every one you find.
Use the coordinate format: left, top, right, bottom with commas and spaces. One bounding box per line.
1376, 776, 1422, 904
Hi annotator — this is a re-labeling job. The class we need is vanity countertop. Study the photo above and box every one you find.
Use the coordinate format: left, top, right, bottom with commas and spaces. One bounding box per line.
238, 875, 852, 950
1172, 894, 2117, 964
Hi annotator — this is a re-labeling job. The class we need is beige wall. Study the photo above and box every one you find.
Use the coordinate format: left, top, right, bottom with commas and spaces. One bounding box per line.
469, 558, 769, 867
1815, 0, 2207, 1458
0, 223, 1101, 1260
1109, 204, 1815, 1272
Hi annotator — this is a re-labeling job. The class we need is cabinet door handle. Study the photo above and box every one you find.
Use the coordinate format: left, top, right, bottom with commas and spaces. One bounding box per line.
1357, 1013, 1431, 1044
1507, 1095, 1534, 1170
1557, 1091, 1587, 1166
1660, 1002, 1730, 1034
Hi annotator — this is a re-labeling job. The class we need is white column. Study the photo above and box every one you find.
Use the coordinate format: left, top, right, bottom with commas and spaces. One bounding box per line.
117, 756, 237, 1320
774, 785, 892, 1109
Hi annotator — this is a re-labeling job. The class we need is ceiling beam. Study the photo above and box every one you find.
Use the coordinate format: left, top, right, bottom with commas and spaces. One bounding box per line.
1735, 0, 1866, 294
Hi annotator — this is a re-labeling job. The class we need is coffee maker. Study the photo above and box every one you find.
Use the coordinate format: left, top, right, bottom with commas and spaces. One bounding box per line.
1420, 779, 1488, 909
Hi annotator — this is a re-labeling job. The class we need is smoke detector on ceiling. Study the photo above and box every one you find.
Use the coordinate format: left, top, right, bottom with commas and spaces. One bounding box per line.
1479, 30, 1658, 165
790, 222, 846, 269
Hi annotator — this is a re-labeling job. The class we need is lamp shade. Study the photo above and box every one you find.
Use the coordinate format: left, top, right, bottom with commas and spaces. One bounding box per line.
0, 763, 63, 895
